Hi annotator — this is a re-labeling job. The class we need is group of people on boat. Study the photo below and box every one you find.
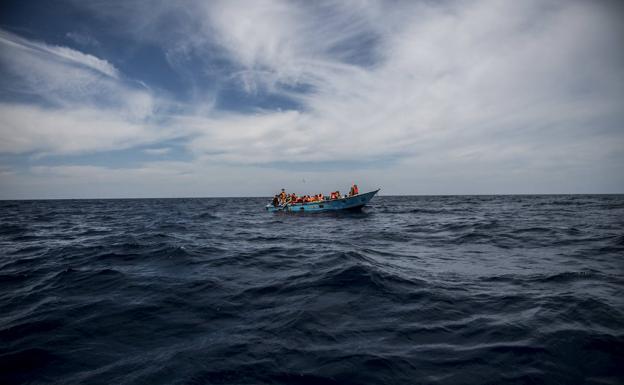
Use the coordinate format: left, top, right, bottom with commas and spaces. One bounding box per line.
271, 184, 359, 207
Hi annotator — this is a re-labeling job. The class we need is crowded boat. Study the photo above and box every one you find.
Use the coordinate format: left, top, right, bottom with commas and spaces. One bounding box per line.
271, 184, 359, 207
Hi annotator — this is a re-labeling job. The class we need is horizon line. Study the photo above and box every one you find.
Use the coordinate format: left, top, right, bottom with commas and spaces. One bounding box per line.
2, 192, 623, 201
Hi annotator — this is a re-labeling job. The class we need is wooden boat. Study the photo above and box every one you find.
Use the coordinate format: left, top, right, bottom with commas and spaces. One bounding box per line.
266, 189, 380, 212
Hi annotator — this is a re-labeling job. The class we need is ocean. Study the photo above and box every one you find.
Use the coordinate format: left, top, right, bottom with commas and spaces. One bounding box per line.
1, 195, 623, 384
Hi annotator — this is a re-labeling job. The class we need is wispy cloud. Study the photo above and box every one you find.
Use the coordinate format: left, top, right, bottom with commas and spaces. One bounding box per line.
172, 0, 624, 166
143, 147, 171, 155
0, 29, 117, 78
0, 28, 177, 156
65, 31, 100, 47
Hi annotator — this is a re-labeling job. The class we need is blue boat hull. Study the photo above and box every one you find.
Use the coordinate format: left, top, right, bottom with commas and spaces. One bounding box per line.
266, 189, 380, 212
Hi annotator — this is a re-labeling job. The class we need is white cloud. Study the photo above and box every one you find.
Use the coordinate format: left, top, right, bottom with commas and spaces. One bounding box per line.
143, 147, 171, 155
0, 29, 117, 78
170, 0, 623, 170
65, 32, 100, 47
0, 28, 177, 156
0, 103, 159, 154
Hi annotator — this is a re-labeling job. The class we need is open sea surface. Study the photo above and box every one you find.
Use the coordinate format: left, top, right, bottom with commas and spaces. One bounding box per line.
1, 195, 623, 384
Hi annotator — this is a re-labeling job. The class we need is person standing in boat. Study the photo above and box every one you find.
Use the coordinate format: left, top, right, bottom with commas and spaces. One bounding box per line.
279, 188, 287, 204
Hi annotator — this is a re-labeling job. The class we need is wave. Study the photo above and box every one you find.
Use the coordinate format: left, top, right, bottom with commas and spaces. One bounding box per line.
0, 318, 64, 344
233, 254, 427, 306
193, 212, 220, 220
0, 347, 58, 381
451, 231, 493, 244
0, 273, 31, 285
0, 223, 29, 236
483, 271, 606, 285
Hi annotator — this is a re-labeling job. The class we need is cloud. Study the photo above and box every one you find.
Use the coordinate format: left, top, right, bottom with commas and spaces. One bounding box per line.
65, 32, 100, 47
9, 161, 295, 198
0, 28, 177, 156
1, 0, 623, 197
0, 28, 154, 113
0, 103, 158, 154
171, 0, 623, 168
0, 29, 117, 78
143, 147, 171, 155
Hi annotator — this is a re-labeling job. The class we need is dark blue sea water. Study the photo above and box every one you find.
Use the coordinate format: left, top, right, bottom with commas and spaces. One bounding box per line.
1, 195, 623, 385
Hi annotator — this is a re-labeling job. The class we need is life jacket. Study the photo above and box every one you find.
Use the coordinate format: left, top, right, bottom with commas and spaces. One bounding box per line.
353, 185, 359, 195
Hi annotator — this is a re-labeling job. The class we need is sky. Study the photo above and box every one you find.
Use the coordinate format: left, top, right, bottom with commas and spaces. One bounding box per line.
0, 0, 623, 199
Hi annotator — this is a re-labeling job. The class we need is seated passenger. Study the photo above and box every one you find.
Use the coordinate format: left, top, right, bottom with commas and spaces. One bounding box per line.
272, 195, 279, 207
352, 184, 359, 195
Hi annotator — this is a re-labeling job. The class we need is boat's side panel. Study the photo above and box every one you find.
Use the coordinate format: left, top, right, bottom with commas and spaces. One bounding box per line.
266, 189, 379, 212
